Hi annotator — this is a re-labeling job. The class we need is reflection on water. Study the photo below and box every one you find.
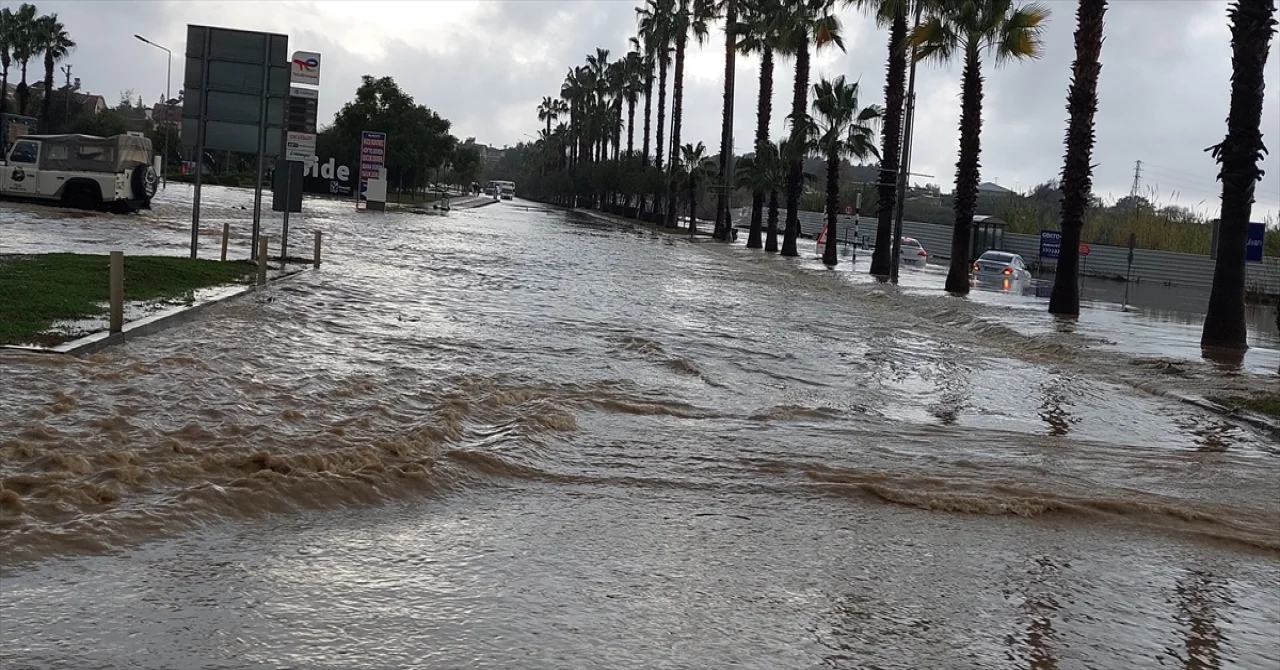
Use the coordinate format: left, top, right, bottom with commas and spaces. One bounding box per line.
2, 191, 1279, 668
1038, 378, 1076, 437
1172, 571, 1230, 670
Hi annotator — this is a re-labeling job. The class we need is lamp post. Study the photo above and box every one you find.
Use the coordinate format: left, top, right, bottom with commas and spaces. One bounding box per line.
889, 2, 924, 284
134, 34, 171, 189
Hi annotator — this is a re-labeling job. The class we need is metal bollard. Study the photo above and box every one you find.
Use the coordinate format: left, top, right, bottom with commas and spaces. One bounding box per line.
109, 251, 124, 333
257, 235, 268, 286
220, 222, 230, 262
313, 230, 322, 269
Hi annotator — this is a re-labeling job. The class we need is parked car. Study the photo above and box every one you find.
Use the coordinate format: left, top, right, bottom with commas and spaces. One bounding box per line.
0, 133, 157, 213
971, 250, 1032, 283
900, 237, 928, 267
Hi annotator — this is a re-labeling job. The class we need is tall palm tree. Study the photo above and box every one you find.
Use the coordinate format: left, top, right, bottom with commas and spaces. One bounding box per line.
606, 59, 626, 160
622, 49, 645, 157
737, 0, 789, 249
809, 76, 882, 266
561, 68, 586, 166
910, 0, 1050, 293
538, 95, 559, 138
637, 0, 675, 172
679, 141, 719, 235
1202, 0, 1277, 352
734, 140, 784, 249
1048, 0, 1109, 316
8, 3, 36, 116
37, 14, 73, 132
858, 0, 912, 277
630, 34, 655, 167
0, 7, 16, 114
778, 0, 845, 256
714, 0, 739, 240
665, 0, 716, 228
773, 135, 808, 251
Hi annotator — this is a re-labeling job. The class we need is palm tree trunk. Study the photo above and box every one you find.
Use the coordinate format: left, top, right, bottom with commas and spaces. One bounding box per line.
1202, 0, 1277, 351
715, 0, 738, 241
781, 40, 810, 257
747, 193, 764, 248
17, 61, 30, 115
42, 51, 54, 130
643, 52, 654, 167
945, 45, 984, 294
747, 46, 774, 250
656, 57, 669, 170
689, 179, 698, 235
765, 188, 780, 252
823, 151, 840, 266
627, 98, 636, 157
0, 51, 10, 114
870, 8, 908, 277
666, 30, 688, 228
1049, 0, 1109, 316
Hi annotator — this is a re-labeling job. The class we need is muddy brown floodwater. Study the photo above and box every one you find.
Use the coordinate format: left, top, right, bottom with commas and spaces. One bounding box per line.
2, 188, 1278, 669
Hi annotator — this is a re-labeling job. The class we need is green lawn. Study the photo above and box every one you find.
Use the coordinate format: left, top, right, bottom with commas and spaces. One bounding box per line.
1212, 393, 1280, 420
0, 254, 256, 346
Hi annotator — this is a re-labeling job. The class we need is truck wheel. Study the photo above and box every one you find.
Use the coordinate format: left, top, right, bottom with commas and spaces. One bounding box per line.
62, 183, 103, 210
131, 165, 158, 202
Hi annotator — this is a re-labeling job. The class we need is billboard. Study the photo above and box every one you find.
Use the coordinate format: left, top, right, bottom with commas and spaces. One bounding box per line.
290, 51, 321, 86
1247, 222, 1265, 263
301, 156, 353, 197
181, 25, 289, 157
1038, 230, 1062, 259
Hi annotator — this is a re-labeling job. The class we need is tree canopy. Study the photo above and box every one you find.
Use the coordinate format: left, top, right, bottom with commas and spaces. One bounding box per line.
323, 75, 458, 187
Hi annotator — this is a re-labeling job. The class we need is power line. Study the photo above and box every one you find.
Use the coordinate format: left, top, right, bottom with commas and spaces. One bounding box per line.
1143, 162, 1280, 200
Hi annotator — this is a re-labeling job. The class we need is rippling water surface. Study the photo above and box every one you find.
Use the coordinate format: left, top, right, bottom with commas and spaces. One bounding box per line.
2, 188, 1278, 669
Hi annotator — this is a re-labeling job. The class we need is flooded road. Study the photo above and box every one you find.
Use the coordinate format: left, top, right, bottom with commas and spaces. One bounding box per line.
2, 188, 1278, 668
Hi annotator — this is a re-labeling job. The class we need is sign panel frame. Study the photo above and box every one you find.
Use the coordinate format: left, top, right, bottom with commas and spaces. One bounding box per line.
1038, 230, 1062, 260
290, 50, 322, 86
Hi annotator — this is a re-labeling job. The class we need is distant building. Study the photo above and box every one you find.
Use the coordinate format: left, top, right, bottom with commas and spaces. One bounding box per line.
151, 100, 182, 127
465, 140, 507, 166
977, 181, 1016, 196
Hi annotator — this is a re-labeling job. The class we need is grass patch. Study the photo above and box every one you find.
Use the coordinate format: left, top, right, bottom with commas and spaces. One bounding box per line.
1211, 393, 1280, 420
0, 253, 256, 346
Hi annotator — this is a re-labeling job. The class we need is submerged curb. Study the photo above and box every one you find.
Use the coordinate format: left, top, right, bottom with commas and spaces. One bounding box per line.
1, 266, 312, 357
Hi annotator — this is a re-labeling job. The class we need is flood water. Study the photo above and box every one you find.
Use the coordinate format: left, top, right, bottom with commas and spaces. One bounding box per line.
2, 187, 1279, 669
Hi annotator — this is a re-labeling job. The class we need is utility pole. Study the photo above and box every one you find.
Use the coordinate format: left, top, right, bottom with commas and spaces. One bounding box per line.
60, 64, 72, 130
1129, 159, 1142, 213
890, 0, 925, 284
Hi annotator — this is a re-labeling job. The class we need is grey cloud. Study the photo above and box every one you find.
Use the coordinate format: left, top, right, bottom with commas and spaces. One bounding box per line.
31, 0, 1280, 219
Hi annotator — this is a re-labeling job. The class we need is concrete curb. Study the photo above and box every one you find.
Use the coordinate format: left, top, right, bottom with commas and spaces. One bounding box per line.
1, 266, 312, 358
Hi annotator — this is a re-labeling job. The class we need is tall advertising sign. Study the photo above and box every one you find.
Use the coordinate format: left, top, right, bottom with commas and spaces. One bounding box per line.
359, 130, 388, 211
273, 50, 322, 256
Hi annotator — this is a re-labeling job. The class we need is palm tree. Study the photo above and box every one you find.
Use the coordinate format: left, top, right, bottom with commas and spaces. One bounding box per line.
8, 3, 36, 116
665, 0, 716, 228
0, 7, 16, 114
637, 0, 675, 173
679, 141, 719, 235
630, 34, 656, 168
737, 0, 789, 249
809, 76, 882, 266
858, 0, 912, 277
538, 95, 560, 138
1048, 0, 1109, 316
735, 140, 784, 249
778, 0, 845, 256
1201, 0, 1277, 352
622, 49, 645, 157
773, 135, 808, 251
910, 0, 1050, 293
714, 0, 739, 240
38, 14, 74, 131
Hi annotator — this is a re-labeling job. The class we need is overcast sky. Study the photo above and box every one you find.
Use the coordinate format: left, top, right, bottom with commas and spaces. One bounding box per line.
29, 0, 1280, 220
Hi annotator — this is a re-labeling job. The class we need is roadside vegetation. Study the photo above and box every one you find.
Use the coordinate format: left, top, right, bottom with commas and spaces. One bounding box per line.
0, 254, 254, 346
1211, 393, 1280, 420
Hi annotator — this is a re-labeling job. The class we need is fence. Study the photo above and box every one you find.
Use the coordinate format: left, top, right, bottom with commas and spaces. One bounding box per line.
732, 208, 1280, 297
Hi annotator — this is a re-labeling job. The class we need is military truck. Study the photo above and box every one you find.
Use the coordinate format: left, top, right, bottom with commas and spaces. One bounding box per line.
0, 133, 158, 213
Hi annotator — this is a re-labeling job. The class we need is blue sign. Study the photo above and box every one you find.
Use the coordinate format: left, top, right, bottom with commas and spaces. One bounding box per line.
1039, 230, 1062, 259
1246, 222, 1265, 263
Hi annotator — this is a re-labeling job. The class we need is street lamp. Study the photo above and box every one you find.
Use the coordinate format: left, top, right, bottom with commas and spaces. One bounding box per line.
134, 33, 171, 189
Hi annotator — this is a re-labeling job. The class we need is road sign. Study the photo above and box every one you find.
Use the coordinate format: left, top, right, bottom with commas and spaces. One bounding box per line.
1079, 242, 1091, 257
1038, 230, 1062, 259
285, 131, 316, 162
1247, 222, 1265, 263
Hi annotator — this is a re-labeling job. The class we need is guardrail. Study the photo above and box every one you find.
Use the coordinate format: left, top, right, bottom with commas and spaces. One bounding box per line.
732, 208, 1279, 296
